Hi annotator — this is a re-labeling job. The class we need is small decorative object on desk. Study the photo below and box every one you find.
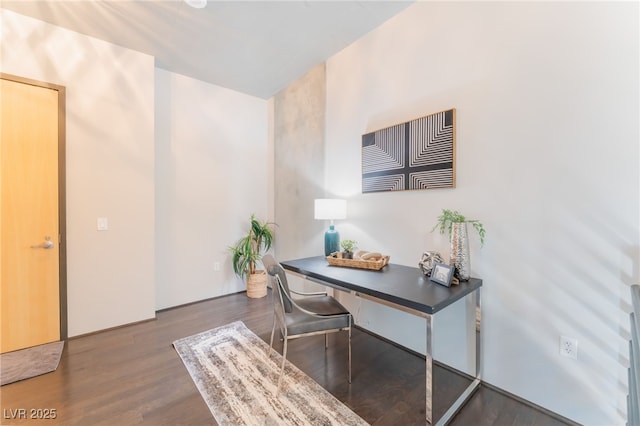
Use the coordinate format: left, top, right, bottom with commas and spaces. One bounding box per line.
429, 262, 457, 287
327, 250, 390, 270
340, 239, 358, 259
418, 251, 444, 276
432, 209, 485, 281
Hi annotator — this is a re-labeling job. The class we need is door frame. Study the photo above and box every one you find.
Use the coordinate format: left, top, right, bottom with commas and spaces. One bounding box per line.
1, 73, 67, 340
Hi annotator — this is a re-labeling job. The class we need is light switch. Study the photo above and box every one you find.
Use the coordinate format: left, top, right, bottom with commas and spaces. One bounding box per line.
97, 217, 108, 231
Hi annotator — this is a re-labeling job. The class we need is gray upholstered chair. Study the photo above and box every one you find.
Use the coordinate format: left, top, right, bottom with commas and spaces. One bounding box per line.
262, 254, 352, 396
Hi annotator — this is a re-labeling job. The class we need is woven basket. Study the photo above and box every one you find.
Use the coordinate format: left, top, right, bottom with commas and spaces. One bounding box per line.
326, 255, 390, 271
246, 270, 267, 298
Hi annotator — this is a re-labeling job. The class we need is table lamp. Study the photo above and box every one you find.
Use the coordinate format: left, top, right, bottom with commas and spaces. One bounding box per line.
314, 199, 347, 256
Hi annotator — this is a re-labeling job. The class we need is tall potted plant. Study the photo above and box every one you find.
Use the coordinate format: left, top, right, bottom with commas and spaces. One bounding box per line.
229, 214, 275, 298
432, 209, 485, 281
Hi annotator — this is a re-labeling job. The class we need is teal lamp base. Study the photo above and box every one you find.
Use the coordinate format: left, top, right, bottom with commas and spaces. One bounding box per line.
324, 225, 340, 256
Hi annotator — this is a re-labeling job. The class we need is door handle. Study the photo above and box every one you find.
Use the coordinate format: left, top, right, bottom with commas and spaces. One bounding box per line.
31, 236, 54, 249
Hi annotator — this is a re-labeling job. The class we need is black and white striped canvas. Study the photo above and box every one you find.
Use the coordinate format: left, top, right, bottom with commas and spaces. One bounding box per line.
362, 109, 456, 193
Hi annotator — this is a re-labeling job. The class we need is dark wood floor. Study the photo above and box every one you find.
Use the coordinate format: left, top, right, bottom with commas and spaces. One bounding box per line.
1, 291, 575, 425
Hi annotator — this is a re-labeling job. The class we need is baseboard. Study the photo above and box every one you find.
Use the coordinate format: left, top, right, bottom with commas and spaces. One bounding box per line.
480, 381, 580, 426
155, 290, 246, 313
68, 317, 156, 340
353, 325, 578, 426
354, 324, 425, 358
70, 292, 248, 340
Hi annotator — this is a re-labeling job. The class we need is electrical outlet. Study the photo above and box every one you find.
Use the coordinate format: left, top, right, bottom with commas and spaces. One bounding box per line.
213, 262, 221, 272
560, 335, 578, 359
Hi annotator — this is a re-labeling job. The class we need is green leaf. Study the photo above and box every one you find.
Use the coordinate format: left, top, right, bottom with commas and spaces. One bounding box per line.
432, 208, 485, 247
229, 214, 277, 279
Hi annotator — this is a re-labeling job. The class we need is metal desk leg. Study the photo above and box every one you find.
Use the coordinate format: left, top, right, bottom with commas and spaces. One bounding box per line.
426, 313, 433, 424
434, 288, 482, 425
476, 288, 482, 380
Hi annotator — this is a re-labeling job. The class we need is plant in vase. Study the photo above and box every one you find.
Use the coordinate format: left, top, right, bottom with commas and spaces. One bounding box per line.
229, 214, 275, 298
340, 239, 358, 259
432, 209, 485, 281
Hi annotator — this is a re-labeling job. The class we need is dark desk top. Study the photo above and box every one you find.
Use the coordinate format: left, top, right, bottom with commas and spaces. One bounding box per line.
280, 256, 482, 315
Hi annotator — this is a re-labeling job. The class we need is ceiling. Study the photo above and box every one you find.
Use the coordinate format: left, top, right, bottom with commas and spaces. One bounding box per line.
1, 0, 412, 99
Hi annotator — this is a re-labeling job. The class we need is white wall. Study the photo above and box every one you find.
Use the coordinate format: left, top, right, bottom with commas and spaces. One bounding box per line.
2, 9, 272, 333
154, 69, 270, 309
323, 2, 638, 425
1, 10, 156, 336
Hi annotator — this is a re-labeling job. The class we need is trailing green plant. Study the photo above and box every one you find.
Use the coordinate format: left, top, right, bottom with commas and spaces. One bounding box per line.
432, 209, 486, 246
229, 214, 275, 279
340, 239, 358, 253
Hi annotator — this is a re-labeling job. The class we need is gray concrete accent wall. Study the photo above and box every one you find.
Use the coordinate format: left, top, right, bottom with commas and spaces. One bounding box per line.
273, 64, 326, 261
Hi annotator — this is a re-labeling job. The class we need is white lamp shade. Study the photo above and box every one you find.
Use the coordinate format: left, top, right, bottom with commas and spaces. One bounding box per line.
314, 199, 347, 220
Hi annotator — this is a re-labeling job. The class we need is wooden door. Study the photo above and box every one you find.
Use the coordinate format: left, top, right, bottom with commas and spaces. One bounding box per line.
0, 78, 60, 353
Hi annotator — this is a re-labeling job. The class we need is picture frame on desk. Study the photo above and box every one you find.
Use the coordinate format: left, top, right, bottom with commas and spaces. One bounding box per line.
430, 262, 455, 287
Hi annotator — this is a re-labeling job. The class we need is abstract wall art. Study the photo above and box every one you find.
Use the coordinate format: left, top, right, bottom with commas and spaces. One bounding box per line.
361, 108, 456, 193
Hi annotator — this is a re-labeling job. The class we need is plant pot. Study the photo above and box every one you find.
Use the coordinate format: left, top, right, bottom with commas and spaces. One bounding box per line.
342, 251, 354, 259
246, 270, 267, 298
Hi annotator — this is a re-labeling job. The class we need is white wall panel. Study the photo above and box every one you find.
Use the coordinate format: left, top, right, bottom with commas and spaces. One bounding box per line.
154, 69, 269, 309
1, 9, 156, 336
323, 2, 639, 424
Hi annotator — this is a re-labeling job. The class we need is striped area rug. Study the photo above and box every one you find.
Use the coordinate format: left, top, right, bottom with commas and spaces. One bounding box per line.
173, 321, 367, 426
